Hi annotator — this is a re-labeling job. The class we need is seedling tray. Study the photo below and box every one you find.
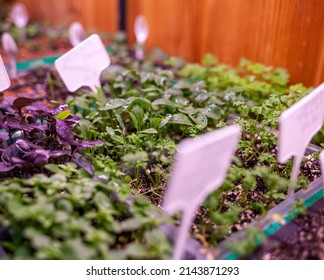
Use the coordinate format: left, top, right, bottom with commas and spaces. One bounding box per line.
222, 177, 324, 260
175, 178, 323, 260
11, 45, 113, 72
248, 196, 324, 259
172, 145, 324, 260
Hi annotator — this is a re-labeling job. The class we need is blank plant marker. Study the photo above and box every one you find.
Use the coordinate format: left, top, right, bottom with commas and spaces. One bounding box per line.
278, 83, 324, 199
55, 34, 110, 93
0, 55, 10, 91
320, 151, 324, 194
163, 125, 241, 259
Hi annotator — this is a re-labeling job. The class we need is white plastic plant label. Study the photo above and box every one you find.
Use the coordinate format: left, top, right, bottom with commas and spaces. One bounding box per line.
0, 55, 10, 91
134, 15, 149, 44
278, 83, 324, 197
163, 125, 241, 259
1, 32, 18, 78
134, 15, 149, 60
11, 3, 29, 28
320, 151, 324, 194
55, 34, 110, 92
69, 22, 86, 47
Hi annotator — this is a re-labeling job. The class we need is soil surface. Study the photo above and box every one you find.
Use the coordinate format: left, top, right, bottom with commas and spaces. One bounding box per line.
1, 35, 71, 63
250, 197, 324, 260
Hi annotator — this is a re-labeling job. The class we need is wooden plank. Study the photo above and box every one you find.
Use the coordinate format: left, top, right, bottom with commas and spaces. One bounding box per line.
199, 0, 324, 86
127, 0, 202, 62
18, 0, 118, 33
127, 0, 324, 86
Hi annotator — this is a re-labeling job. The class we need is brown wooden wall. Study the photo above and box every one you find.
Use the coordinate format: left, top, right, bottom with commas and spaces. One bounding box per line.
14, 0, 324, 86
127, 0, 324, 87
18, 0, 118, 33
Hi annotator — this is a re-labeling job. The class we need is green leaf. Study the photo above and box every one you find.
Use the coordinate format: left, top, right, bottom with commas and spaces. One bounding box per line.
158, 114, 172, 128
96, 87, 106, 107
202, 53, 218, 66
242, 172, 257, 191
103, 98, 128, 110
115, 217, 152, 232
56, 110, 71, 120
140, 128, 158, 134
127, 97, 152, 111
24, 227, 51, 249
198, 105, 221, 120
111, 243, 148, 259
152, 98, 175, 110
172, 96, 190, 107
191, 112, 208, 129
169, 113, 193, 126
61, 238, 95, 260
111, 134, 125, 145
129, 104, 144, 131
123, 151, 148, 163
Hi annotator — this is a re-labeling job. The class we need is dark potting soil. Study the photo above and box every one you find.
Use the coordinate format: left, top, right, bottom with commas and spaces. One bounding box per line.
250, 197, 324, 260
132, 151, 321, 249
0, 35, 71, 64
2, 66, 73, 103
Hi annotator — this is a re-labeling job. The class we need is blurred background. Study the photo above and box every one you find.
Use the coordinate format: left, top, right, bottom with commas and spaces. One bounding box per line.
2, 0, 324, 86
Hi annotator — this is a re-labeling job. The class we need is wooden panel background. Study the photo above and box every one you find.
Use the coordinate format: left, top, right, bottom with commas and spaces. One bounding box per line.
127, 0, 324, 87
18, 0, 118, 33
127, 0, 202, 63
12, 0, 324, 86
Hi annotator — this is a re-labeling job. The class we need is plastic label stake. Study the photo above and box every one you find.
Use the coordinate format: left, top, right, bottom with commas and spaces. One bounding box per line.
134, 15, 149, 60
320, 151, 324, 194
11, 3, 29, 28
163, 125, 241, 260
69, 22, 86, 47
0, 55, 10, 91
55, 34, 110, 92
11, 3, 29, 42
278, 83, 324, 198
1, 33, 18, 78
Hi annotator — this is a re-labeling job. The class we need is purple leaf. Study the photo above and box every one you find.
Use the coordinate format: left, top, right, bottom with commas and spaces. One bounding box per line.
0, 123, 7, 130
0, 131, 8, 141
13, 97, 36, 110
15, 139, 44, 154
49, 150, 71, 158
15, 139, 32, 153
64, 115, 81, 126
56, 119, 74, 143
0, 162, 15, 173
50, 104, 69, 115
26, 102, 49, 113
7, 122, 48, 133
0, 101, 16, 114
1, 148, 13, 163
27, 149, 50, 166
3, 97, 15, 106
72, 153, 94, 175
10, 157, 29, 168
